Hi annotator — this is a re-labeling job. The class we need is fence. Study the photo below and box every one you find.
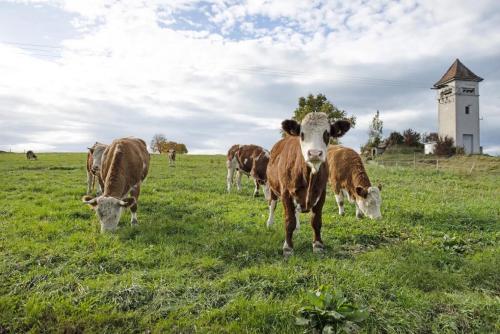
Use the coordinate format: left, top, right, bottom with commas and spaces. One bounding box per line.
371, 155, 500, 175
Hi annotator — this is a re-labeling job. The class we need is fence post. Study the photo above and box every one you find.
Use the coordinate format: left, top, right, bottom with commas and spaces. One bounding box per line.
413, 152, 416, 169
436, 159, 439, 171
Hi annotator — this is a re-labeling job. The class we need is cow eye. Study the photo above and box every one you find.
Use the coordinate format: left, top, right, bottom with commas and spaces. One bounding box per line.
323, 130, 330, 145
300, 132, 304, 141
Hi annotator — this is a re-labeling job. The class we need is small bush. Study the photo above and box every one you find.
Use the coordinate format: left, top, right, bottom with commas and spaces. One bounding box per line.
385, 131, 404, 146
434, 136, 456, 156
296, 286, 368, 334
403, 129, 421, 147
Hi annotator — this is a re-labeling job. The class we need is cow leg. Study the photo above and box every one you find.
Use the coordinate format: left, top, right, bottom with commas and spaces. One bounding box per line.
236, 170, 242, 192
86, 171, 94, 195
266, 195, 278, 228
335, 191, 345, 216
226, 165, 235, 192
129, 184, 141, 225
355, 203, 364, 219
294, 201, 301, 231
311, 190, 326, 253
253, 179, 260, 197
282, 193, 296, 257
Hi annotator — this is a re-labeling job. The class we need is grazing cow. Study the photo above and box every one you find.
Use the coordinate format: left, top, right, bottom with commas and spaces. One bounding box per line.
327, 146, 382, 219
86, 142, 108, 195
226, 144, 270, 197
167, 148, 176, 166
266, 112, 351, 256
26, 150, 37, 160
82, 137, 150, 232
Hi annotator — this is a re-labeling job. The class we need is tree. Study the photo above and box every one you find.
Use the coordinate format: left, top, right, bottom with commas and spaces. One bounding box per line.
385, 131, 404, 146
368, 110, 383, 147
150, 134, 167, 153
175, 143, 188, 154
402, 129, 421, 147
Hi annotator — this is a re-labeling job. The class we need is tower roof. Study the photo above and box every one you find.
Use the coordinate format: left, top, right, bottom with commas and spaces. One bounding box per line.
433, 59, 483, 88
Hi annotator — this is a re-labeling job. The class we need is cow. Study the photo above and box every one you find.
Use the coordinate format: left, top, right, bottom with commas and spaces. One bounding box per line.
167, 148, 176, 166
86, 142, 108, 195
82, 137, 150, 233
327, 146, 382, 219
226, 144, 270, 197
265, 112, 351, 256
26, 150, 37, 160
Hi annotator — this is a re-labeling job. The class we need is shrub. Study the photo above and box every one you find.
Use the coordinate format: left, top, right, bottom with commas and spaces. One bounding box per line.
402, 129, 421, 147
434, 136, 456, 156
296, 286, 368, 334
385, 131, 404, 146
424, 132, 439, 143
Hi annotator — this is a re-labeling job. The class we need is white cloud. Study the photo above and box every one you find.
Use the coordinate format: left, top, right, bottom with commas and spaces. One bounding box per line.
1, 0, 499, 153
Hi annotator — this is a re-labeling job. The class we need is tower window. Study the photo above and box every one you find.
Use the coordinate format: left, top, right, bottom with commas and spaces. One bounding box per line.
465, 106, 470, 114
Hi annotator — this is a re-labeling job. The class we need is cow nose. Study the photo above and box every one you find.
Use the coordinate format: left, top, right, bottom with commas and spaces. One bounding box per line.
308, 149, 323, 160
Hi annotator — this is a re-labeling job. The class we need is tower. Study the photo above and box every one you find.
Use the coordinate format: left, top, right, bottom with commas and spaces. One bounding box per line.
433, 59, 483, 154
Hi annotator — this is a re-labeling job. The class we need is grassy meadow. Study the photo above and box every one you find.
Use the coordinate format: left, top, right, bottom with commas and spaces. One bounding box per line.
0, 152, 499, 333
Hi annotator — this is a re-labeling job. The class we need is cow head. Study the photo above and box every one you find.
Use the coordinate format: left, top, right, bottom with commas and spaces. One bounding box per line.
82, 195, 135, 232
88, 143, 107, 174
282, 112, 351, 173
355, 184, 382, 219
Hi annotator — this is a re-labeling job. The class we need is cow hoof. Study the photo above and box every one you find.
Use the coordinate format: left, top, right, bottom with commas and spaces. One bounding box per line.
283, 247, 294, 257
312, 241, 325, 253
266, 219, 274, 228
131, 219, 138, 226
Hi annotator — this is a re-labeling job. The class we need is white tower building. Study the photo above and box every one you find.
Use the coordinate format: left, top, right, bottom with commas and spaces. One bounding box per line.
434, 59, 483, 154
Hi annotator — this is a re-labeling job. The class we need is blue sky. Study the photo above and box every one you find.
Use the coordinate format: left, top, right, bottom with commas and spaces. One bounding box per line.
0, 0, 499, 154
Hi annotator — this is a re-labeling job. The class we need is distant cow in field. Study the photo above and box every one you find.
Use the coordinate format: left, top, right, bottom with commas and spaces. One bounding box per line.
167, 149, 176, 166
26, 150, 37, 160
82, 137, 150, 232
86, 142, 108, 195
266, 112, 351, 256
227, 144, 270, 197
327, 146, 382, 219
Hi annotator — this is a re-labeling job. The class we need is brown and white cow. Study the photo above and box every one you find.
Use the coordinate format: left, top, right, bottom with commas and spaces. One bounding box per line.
86, 142, 108, 195
327, 146, 382, 219
82, 137, 150, 232
266, 112, 351, 256
167, 148, 176, 166
226, 144, 270, 197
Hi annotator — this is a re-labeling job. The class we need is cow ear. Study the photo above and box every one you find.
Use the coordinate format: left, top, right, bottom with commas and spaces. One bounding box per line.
356, 186, 368, 198
378, 183, 382, 191
119, 197, 136, 208
282, 119, 301, 136
82, 195, 98, 207
330, 120, 351, 138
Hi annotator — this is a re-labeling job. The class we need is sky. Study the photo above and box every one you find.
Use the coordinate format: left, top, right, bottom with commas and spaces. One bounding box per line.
0, 0, 499, 155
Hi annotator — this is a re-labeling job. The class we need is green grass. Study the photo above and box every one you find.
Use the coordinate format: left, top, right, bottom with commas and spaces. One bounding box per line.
0, 153, 499, 333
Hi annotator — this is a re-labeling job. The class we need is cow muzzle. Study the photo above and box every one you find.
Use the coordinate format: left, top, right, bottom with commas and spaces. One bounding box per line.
307, 149, 324, 161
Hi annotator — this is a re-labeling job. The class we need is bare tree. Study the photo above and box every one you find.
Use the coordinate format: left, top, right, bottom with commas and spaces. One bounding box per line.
150, 134, 167, 154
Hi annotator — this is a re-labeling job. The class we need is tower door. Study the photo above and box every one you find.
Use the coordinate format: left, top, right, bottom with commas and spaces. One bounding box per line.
463, 134, 473, 154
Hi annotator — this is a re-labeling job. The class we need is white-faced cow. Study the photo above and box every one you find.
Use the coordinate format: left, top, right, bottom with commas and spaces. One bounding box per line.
327, 146, 382, 219
82, 137, 150, 232
226, 144, 270, 197
26, 150, 37, 160
266, 112, 351, 256
167, 148, 176, 166
86, 142, 108, 195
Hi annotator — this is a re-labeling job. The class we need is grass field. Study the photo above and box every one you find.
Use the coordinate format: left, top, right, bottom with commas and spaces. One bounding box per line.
0, 153, 499, 333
